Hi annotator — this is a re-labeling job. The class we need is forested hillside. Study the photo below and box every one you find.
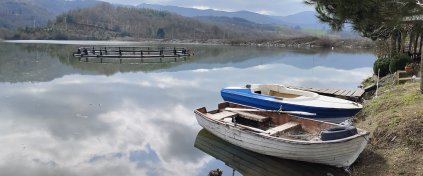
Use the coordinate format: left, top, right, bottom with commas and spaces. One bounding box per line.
0, 1, 50, 29
10, 3, 292, 40
0, 0, 100, 30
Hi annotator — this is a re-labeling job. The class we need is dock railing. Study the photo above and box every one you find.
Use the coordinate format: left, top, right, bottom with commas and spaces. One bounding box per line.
73, 46, 192, 59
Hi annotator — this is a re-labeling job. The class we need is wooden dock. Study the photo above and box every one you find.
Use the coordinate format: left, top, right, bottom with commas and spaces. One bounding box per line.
287, 86, 365, 101
76, 56, 188, 64
72, 46, 192, 59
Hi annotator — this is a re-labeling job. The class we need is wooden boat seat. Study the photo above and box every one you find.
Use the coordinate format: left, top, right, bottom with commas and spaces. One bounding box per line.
208, 111, 237, 120
266, 122, 301, 136
269, 90, 301, 98
235, 111, 270, 122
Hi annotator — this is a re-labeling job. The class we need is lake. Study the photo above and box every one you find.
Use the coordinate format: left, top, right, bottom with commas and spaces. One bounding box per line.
0, 41, 375, 176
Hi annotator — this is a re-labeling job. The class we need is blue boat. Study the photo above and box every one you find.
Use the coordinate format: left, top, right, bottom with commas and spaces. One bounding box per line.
221, 84, 362, 123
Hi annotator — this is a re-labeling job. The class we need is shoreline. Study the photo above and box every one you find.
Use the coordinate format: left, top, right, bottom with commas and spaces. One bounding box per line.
2, 37, 374, 50
351, 76, 422, 176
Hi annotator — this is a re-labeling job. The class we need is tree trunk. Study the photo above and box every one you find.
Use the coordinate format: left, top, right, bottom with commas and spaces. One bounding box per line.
398, 32, 402, 53
409, 32, 413, 53
419, 34, 423, 54
414, 33, 419, 54
421, 51, 423, 94
392, 33, 399, 56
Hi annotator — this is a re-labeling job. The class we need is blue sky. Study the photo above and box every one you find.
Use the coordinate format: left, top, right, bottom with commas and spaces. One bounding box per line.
100, 0, 314, 16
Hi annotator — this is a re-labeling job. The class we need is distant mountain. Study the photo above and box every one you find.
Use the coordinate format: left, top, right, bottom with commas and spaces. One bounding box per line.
272, 11, 328, 29
136, 4, 358, 36
274, 11, 360, 38
0, 0, 100, 29
12, 3, 289, 40
195, 16, 304, 38
137, 3, 285, 25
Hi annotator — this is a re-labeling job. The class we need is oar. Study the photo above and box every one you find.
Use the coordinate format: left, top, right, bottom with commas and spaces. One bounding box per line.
224, 108, 316, 116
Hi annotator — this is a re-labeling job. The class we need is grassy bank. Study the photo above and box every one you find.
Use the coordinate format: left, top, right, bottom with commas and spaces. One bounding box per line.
351, 80, 423, 175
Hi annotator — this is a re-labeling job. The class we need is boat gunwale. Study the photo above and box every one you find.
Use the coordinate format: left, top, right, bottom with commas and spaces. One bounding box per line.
221, 88, 363, 110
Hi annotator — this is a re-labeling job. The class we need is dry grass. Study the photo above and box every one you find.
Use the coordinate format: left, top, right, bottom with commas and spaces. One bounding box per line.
352, 82, 423, 176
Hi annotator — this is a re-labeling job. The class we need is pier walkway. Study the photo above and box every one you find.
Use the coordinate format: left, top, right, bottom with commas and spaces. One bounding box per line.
287, 86, 365, 101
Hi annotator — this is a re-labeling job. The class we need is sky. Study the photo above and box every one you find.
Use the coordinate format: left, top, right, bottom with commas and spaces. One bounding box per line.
100, 0, 314, 16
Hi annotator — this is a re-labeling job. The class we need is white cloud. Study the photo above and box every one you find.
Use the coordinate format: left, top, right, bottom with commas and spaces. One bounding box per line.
256, 10, 275, 15
191, 6, 211, 10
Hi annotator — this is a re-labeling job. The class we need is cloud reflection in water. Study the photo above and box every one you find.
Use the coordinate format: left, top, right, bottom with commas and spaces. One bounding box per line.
0, 52, 373, 175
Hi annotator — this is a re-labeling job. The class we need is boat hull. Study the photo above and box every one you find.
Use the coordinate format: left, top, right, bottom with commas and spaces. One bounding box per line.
221, 88, 361, 123
195, 111, 369, 167
194, 129, 347, 175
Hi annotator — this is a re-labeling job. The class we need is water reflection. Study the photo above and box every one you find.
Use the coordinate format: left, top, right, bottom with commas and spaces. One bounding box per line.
0, 41, 375, 175
194, 129, 347, 176
0, 42, 375, 83
0, 74, 208, 175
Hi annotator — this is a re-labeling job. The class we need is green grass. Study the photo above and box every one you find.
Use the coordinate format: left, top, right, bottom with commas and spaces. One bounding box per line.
361, 77, 374, 87
352, 82, 423, 176
401, 91, 422, 105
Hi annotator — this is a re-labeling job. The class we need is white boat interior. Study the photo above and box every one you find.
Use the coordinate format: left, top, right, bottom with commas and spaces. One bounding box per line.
198, 102, 367, 142
249, 84, 317, 99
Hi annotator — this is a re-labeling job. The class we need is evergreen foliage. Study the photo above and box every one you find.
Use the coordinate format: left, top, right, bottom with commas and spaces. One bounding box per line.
373, 58, 391, 77
389, 54, 412, 73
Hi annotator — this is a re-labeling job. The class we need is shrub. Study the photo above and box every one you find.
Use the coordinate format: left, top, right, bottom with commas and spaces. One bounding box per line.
389, 54, 411, 73
315, 37, 333, 48
373, 57, 391, 77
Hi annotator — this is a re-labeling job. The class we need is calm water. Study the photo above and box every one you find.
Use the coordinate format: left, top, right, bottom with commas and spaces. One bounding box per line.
0, 41, 375, 176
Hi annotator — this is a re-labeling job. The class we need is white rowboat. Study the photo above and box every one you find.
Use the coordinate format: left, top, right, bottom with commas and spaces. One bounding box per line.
194, 102, 369, 167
